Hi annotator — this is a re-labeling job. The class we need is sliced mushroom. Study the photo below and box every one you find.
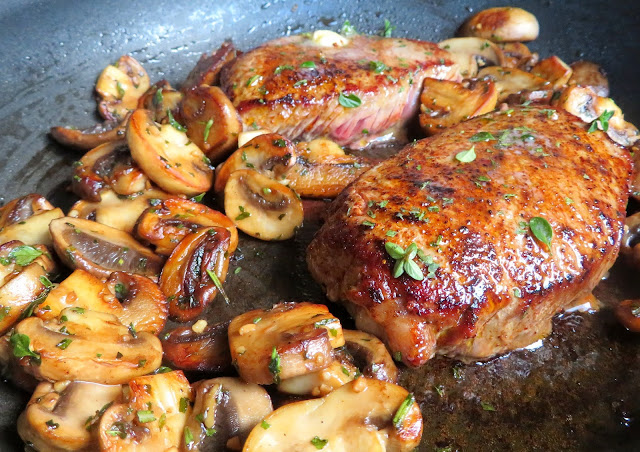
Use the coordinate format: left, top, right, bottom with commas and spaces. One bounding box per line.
134, 197, 238, 256
277, 359, 358, 397
159, 227, 231, 322
0, 208, 64, 247
498, 42, 537, 70
161, 321, 232, 373
35, 269, 122, 321
0, 194, 54, 228
286, 140, 372, 198
17, 381, 123, 452
13, 307, 162, 383
182, 40, 237, 92
228, 302, 344, 385
224, 170, 303, 241
69, 189, 172, 234
96, 55, 150, 121
184, 377, 273, 451
478, 66, 550, 102
554, 86, 639, 146
237, 129, 270, 148
0, 242, 56, 335
531, 55, 573, 90
0, 331, 39, 392
620, 212, 640, 268
136, 80, 184, 124
127, 108, 214, 196
106, 272, 168, 335
568, 60, 609, 97
49, 217, 164, 279
419, 78, 498, 135
50, 116, 129, 150
438, 37, 506, 78
181, 85, 242, 162
71, 141, 151, 201
98, 371, 192, 450
615, 299, 640, 333
343, 329, 399, 383
213, 133, 297, 194
243, 378, 423, 451
459, 7, 539, 42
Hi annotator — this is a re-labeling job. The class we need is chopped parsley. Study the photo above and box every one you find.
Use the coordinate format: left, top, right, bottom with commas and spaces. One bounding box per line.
167, 109, 187, 132
311, 436, 329, 449
268, 346, 282, 384
203, 119, 214, 142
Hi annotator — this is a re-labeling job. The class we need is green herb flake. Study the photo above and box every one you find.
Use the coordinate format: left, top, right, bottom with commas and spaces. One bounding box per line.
341, 20, 357, 36
136, 410, 156, 423
116, 81, 126, 99
10, 332, 41, 365
274, 64, 295, 75
261, 420, 271, 429
311, 436, 329, 449
382, 18, 395, 37
246, 75, 262, 87
338, 92, 362, 108
206, 269, 231, 304
293, 79, 308, 87
56, 338, 72, 350
184, 426, 194, 446
128, 323, 137, 339
300, 61, 316, 68
369, 60, 390, 73
469, 132, 495, 142
203, 119, 214, 142
179, 397, 189, 413
588, 109, 614, 133
235, 205, 251, 221
8, 245, 43, 266
106, 422, 127, 439
46, 419, 59, 429
392, 393, 415, 429
529, 217, 553, 247
455, 146, 476, 163
481, 401, 496, 411
154, 88, 164, 106
269, 346, 282, 384
434, 385, 445, 397
167, 109, 187, 132
158, 412, 167, 429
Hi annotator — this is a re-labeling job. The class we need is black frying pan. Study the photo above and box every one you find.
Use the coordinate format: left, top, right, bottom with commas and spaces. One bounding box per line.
0, 0, 639, 450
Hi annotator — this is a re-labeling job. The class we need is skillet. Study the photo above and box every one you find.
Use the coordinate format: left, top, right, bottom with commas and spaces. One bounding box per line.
0, 0, 639, 450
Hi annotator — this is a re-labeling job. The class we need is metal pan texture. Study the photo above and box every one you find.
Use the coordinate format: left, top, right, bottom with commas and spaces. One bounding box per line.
0, 0, 638, 450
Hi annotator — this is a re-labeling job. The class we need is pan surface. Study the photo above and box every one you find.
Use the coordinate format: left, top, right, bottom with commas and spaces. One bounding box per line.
0, 0, 639, 450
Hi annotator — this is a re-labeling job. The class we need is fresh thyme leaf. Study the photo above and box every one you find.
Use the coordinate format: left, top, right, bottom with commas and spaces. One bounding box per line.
455, 146, 476, 163
167, 109, 187, 132
392, 393, 415, 428
206, 269, 231, 304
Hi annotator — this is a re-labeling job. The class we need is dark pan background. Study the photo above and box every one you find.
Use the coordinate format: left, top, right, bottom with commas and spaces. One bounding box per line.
0, 1, 639, 450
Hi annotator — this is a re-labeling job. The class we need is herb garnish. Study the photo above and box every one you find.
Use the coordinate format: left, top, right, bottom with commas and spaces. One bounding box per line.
1, 245, 43, 266
311, 436, 329, 449
588, 110, 614, 133
300, 61, 316, 68
206, 269, 231, 304
455, 146, 476, 163
382, 19, 395, 37
338, 92, 362, 108
274, 65, 294, 75
136, 410, 156, 423
392, 393, 415, 428
167, 109, 187, 132
10, 332, 41, 365
268, 346, 282, 384
385, 242, 424, 280
203, 119, 214, 142
469, 131, 495, 142
529, 217, 553, 247
341, 20, 357, 36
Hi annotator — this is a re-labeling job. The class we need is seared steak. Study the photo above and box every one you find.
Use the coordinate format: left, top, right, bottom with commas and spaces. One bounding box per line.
220, 35, 457, 148
307, 106, 631, 366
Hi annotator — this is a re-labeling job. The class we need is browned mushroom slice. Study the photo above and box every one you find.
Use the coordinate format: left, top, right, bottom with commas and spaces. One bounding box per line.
160, 227, 231, 322
568, 60, 609, 97
17, 381, 123, 452
0, 194, 54, 228
98, 371, 192, 450
478, 66, 550, 102
554, 86, 639, 146
224, 170, 303, 241
181, 85, 242, 163
214, 133, 297, 193
185, 377, 273, 450
438, 37, 506, 78
419, 78, 498, 135
136, 79, 185, 124
161, 320, 232, 373
182, 40, 237, 91
135, 197, 238, 256
228, 302, 344, 385
50, 116, 129, 150
69, 189, 172, 234
71, 141, 151, 201
12, 307, 162, 384
277, 359, 358, 397
343, 329, 399, 383
615, 299, 640, 333
531, 55, 573, 90
620, 212, 640, 269
127, 109, 214, 196
458, 7, 539, 42
49, 217, 164, 279
35, 269, 121, 320
286, 140, 372, 198
0, 242, 56, 335
96, 55, 150, 121
105, 272, 167, 335
497, 42, 537, 70
243, 378, 423, 452
0, 207, 64, 247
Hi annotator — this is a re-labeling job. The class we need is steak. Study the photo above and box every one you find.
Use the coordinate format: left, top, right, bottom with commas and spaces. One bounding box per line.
307, 106, 631, 367
220, 34, 457, 148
